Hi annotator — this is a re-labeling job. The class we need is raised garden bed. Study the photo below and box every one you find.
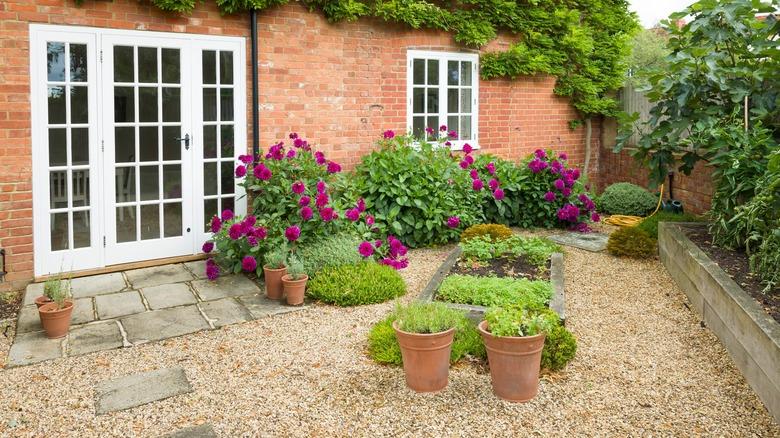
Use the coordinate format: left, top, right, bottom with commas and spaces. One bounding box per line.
659, 222, 780, 422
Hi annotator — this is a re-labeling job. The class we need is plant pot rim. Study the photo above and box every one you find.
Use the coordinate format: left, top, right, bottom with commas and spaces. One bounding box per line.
392, 320, 456, 337
39, 300, 74, 314
281, 274, 308, 282
264, 264, 287, 271
477, 320, 545, 341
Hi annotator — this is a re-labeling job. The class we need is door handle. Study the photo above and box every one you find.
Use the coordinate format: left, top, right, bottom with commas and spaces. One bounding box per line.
175, 133, 190, 150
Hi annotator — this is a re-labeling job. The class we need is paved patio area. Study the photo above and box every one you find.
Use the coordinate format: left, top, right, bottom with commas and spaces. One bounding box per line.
8, 261, 306, 367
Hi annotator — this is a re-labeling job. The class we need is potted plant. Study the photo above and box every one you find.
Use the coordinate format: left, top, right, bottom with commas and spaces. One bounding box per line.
263, 245, 288, 300
37, 277, 74, 339
478, 304, 552, 402
281, 254, 307, 306
392, 302, 460, 392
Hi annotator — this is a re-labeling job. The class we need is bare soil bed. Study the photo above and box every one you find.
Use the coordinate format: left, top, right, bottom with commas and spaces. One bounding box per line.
450, 255, 549, 281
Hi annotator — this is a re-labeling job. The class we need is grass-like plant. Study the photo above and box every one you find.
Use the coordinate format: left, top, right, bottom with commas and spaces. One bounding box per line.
306, 262, 405, 306
393, 302, 462, 334
264, 244, 288, 269
296, 233, 363, 277
285, 254, 306, 280
43, 277, 71, 309
437, 274, 552, 308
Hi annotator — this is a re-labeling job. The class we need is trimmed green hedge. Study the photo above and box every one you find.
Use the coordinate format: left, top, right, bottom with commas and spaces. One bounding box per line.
306, 262, 405, 306
599, 182, 658, 216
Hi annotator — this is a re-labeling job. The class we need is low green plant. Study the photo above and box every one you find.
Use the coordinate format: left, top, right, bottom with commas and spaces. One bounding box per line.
599, 182, 658, 216
460, 235, 560, 269
485, 305, 553, 337
393, 302, 462, 334
460, 223, 513, 242
606, 227, 656, 258
306, 262, 405, 306
264, 244, 288, 269
286, 254, 306, 280
296, 233, 363, 277
542, 322, 578, 371
636, 211, 701, 240
437, 274, 552, 308
43, 277, 71, 309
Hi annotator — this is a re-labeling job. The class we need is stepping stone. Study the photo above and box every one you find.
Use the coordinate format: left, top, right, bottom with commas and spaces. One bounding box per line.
126, 265, 194, 289
549, 232, 609, 252
199, 298, 252, 328
183, 260, 208, 280
94, 368, 192, 415
72, 298, 96, 325
142, 283, 198, 310
69, 321, 123, 357
95, 291, 146, 320
22, 283, 44, 306
191, 275, 260, 301
120, 305, 210, 344
71, 273, 127, 298
238, 295, 305, 320
165, 424, 218, 438
16, 306, 41, 334
7, 332, 62, 367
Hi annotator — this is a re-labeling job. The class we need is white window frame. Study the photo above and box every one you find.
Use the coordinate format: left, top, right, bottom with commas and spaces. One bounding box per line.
406, 50, 479, 150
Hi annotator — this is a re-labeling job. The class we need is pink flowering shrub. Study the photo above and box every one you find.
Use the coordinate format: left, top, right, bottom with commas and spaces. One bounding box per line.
206, 212, 268, 276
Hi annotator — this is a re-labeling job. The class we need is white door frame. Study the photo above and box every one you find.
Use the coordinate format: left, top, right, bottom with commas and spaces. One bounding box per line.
29, 24, 247, 276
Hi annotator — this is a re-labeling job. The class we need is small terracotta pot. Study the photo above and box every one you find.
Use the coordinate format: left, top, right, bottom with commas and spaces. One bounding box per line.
263, 265, 287, 300
392, 321, 455, 392
478, 320, 545, 402
38, 300, 74, 339
34, 296, 53, 308
281, 274, 308, 306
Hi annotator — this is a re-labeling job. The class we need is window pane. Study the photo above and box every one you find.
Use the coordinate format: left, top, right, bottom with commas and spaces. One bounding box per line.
69, 44, 88, 82
220, 161, 234, 195
202, 50, 216, 85
163, 164, 181, 199
47, 42, 66, 82
115, 127, 135, 163
203, 125, 217, 158
447, 88, 458, 113
70, 86, 88, 124
139, 126, 159, 162
221, 196, 234, 214
427, 59, 439, 85
50, 171, 68, 209
412, 116, 425, 138
220, 51, 233, 84
72, 128, 89, 165
204, 199, 218, 232
204, 162, 217, 196
447, 116, 458, 136
448, 61, 459, 85
139, 165, 159, 201
51, 212, 69, 251
203, 88, 217, 121
426, 116, 438, 138
162, 48, 180, 84
412, 88, 424, 114
163, 203, 182, 238
113, 46, 134, 82
413, 59, 425, 85
426, 88, 439, 113
115, 167, 135, 203
73, 210, 90, 248
138, 87, 158, 123
71, 170, 90, 207
138, 47, 158, 83
140, 204, 160, 240
48, 86, 66, 124
162, 126, 181, 161
114, 86, 134, 123
116, 206, 136, 243
220, 125, 234, 158
220, 88, 234, 121
461, 88, 472, 113
460, 115, 472, 140
162, 88, 180, 122
48, 128, 67, 166
461, 62, 472, 86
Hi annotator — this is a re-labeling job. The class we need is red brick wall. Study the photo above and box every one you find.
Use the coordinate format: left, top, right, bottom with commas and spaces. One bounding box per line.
0, 0, 598, 290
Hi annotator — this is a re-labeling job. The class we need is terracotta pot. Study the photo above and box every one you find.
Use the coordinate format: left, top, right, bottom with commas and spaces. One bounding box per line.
34, 296, 53, 308
38, 300, 74, 339
281, 274, 308, 306
478, 320, 545, 402
263, 265, 287, 300
392, 321, 455, 392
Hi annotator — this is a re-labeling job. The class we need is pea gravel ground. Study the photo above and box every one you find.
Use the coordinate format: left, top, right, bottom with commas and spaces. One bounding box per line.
0, 238, 777, 436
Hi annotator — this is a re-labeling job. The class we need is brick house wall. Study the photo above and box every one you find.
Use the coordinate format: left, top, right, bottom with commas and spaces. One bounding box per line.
0, 0, 599, 291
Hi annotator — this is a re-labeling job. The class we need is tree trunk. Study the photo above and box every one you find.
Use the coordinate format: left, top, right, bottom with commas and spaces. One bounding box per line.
583, 117, 592, 179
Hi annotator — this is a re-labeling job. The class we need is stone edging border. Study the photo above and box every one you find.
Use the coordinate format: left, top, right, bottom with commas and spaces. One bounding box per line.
658, 222, 780, 423
418, 246, 566, 323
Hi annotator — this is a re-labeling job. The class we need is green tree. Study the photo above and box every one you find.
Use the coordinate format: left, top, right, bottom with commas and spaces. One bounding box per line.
626, 28, 669, 87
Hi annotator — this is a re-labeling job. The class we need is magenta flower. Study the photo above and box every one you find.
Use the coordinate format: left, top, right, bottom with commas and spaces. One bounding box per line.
221, 209, 234, 221
289, 132, 299, 139
266, 143, 284, 160
285, 225, 301, 241
383, 130, 395, 139
486, 162, 496, 175
366, 215, 375, 226
205, 259, 220, 280
299, 196, 311, 207
562, 187, 572, 197
358, 241, 374, 258
315, 151, 326, 165
315, 193, 329, 209
356, 198, 366, 213
235, 165, 247, 177
554, 179, 565, 191
493, 189, 505, 200
446, 216, 460, 228
439, 125, 447, 132
292, 181, 305, 194
247, 235, 258, 246
464, 155, 474, 165
469, 169, 479, 179
228, 223, 242, 240
571, 168, 581, 180
327, 161, 341, 174
472, 179, 484, 191
210, 216, 222, 233
557, 203, 581, 223
425, 127, 434, 135
300, 206, 313, 221
488, 178, 500, 191
241, 256, 257, 272
534, 149, 546, 159
528, 159, 548, 174
550, 160, 563, 174
253, 226, 267, 240
202, 241, 214, 253
254, 164, 272, 181
591, 212, 601, 222
286, 149, 296, 159
448, 130, 457, 139
345, 208, 360, 222
319, 207, 336, 222
544, 191, 557, 202
462, 143, 473, 154
375, 239, 383, 248
559, 152, 568, 160
459, 160, 469, 169
238, 154, 252, 164
316, 180, 327, 194
294, 138, 308, 150
445, 141, 452, 146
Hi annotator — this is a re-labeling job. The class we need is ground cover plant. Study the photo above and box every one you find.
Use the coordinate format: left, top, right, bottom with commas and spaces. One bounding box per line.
296, 233, 363, 277
437, 274, 552, 308
636, 211, 701, 240
598, 182, 658, 217
306, 262, 406, 306
606, 226, 656, 259
460, 223, 513, 242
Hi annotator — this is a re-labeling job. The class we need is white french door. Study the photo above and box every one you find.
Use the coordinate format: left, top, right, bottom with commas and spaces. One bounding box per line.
30, 25, 246, 276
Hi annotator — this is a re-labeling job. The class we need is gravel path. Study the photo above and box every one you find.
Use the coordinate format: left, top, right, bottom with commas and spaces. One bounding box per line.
0, 241, 777, 436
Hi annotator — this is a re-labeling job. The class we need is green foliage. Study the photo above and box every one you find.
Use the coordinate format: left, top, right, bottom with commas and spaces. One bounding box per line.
393, 301, 462, 334
296, 233, 363, 277
606, 226, 656, 258
617, 0, 780, 186
43, 278, 70, 307
263, 243, 288, 269
541, 319, 578, 371
636, 211, 701, 240
367, 311, 485, 366
306, 262, 405, 306
460, 223, 513, 243
286, 254, 306, 280
437, 274, 552, 308
626, 28, 669, 87
599, 182, 658, 216
484, 304, 553, 337
460, 235, 560, 269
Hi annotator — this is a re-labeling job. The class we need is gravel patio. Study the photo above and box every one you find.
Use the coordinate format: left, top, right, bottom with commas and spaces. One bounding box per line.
0, 236, 777, 436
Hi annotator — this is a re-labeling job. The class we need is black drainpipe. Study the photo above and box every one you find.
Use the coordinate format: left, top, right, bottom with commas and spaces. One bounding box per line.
250, 9, 260, 159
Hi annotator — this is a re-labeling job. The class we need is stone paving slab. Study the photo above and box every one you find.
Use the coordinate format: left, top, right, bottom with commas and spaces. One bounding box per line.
69, 321, 124, 357
165, 424, 218, 438
183, 260, 208, 280
95, 291, 146, 320
22, 283, 44, 306
95, 368, 192, 415
71, 272, 127, 298
126, 264, 194, 289
142, 283, 198, 310
191, 274, 261, 301
549, 232, 609, 252
238, 295, 305, 319
16, 306, 41, 334
199, 298, 253, 328
120, 305, 210, 344
7, 332, 62, 367
72, 298, 95, 325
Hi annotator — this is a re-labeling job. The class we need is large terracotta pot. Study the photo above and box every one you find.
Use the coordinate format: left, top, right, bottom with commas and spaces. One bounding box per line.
478, 320, 545, 402
392, 321, 455, 392
281, 274, 308, 306
263, 265, 287, 300
38, 300, 74, 339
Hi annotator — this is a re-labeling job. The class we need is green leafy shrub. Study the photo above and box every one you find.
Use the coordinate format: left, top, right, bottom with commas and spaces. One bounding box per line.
636, 211, 701, 240
599, 182, 658, 216
296, 233, 362, 277
540, 316, 577, 371
606, 227, 656, 258
393, 302, 461, 334
460, 223, 513, 242
460, 235, 560, 268
306, 262, 405, 306
367, 310, 485, 365
437, 274, 552, 308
